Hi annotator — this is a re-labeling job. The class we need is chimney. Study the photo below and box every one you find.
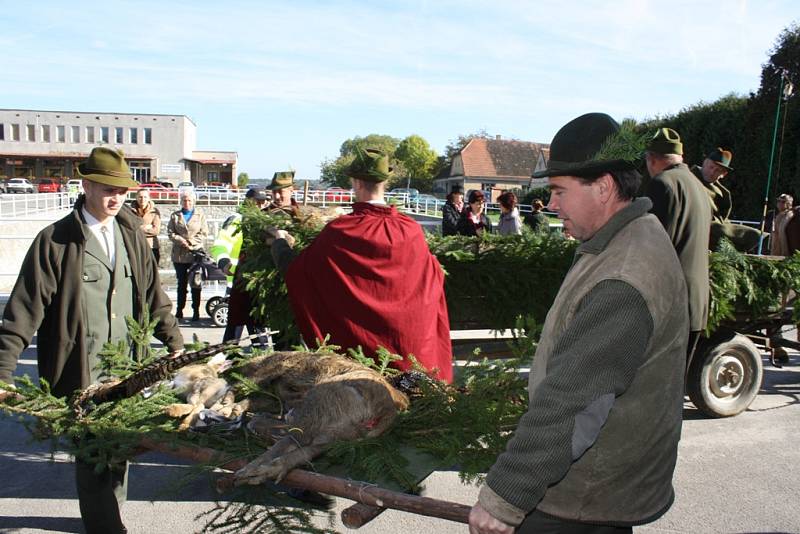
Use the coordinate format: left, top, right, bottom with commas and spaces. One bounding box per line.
495, 134, 502, 140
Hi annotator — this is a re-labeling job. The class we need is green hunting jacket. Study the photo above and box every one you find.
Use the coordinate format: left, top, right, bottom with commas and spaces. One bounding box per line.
0, 196, 183, 398
647, 163, 711, 331
691, 166, 760, 251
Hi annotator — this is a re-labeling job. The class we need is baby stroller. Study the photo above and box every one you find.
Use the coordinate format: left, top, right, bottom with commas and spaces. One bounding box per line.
188, 251, 228, 323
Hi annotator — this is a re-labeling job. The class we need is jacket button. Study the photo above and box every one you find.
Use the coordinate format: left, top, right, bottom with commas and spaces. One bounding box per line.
111, 313, 117, 319
112, 289, 117, 295
82, 274, 88, 280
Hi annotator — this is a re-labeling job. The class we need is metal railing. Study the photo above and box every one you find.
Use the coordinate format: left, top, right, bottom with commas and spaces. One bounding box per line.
0, 192, 75, 218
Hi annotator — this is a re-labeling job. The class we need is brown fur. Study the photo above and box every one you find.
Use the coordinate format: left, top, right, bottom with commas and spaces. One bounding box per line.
233, 351, 409, 485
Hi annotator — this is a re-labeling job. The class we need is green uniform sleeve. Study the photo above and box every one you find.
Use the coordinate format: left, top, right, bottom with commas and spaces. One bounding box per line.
479, 279, 654, 525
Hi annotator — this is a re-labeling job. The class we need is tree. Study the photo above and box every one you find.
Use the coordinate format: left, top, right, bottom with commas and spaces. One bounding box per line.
237, 172, 250, 188
320, 134, 400, 188
394, 135, 439, 191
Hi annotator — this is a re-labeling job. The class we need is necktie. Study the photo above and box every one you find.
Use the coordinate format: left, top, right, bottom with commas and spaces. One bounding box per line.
100, 226, 112, 260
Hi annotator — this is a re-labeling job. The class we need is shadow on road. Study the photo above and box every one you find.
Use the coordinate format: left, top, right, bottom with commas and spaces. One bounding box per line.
0, 516, 84, 533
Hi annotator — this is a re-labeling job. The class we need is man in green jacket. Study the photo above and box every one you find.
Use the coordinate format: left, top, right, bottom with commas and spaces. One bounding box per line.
469, 113, 687, 534
691, 147, 760, 251
0, 147, 183, 534
645, 128, 712, 358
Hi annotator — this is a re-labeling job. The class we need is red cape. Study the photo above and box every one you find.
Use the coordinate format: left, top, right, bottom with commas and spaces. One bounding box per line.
285, 203, 453, 382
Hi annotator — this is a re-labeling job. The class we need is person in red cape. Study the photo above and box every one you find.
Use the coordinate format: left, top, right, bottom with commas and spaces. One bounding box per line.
268, 148, 453, 383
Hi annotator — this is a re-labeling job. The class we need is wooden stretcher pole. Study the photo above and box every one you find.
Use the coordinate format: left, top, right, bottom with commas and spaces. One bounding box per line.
340, 502, 386, 528
138, 438, 471, 526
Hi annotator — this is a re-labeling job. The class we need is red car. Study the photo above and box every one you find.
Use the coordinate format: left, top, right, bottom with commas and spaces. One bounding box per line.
37, 179, 61, 193
135, 182, 178, 200
324, 187, 351, 202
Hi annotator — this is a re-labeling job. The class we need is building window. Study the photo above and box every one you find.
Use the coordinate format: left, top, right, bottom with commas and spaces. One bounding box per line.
41, 125, 50, 142
11, 123, 20, 141
86, 126, 95, 143
26, 124, 35, 142
115, 127, 123, 144
101, 127, 109, 143
207, 171, 219, 181
56, 125, 65, 143
129, 127, 137, 144
0, 123, 4, 141
144, 128, 152, 144
71, 125, 80, 143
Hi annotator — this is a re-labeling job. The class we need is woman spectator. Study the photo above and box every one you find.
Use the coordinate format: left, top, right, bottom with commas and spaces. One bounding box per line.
496, 191, 522, 236
131, 188, 162, 264
770, 193, 794, 257
457, 190, 493, 236
523, 199, 549, 234
168, 190, 208, 321
442, 186, 465, 236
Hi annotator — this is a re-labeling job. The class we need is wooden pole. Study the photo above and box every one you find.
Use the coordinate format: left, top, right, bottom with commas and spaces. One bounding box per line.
340, 502, 386, 528
138, 438, 471, 526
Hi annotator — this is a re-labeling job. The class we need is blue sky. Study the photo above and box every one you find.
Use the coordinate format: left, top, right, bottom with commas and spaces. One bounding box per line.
1, 1, 797, 181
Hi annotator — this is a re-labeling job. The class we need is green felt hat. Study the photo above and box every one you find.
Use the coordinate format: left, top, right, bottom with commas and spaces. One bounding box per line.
267, 170, 295, 191
76, 147, 137, 188
707, 148, 733, 171
647, 127, 683, 155
346, 147, 393, 182
532, 113, 638, 178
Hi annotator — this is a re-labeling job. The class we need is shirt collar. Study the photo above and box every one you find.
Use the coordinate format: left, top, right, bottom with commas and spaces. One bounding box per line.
81, 206, 114, 231
576, 197, 652, 256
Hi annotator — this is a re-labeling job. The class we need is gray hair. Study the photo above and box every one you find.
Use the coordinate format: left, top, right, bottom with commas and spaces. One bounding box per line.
180, 190, 196, 201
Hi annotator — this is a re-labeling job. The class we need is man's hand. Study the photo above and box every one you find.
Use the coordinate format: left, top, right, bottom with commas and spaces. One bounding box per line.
265, 227, 295, 248
468, 503, 514, 534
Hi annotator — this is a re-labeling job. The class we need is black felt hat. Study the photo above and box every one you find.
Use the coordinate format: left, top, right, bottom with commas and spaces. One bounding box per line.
532, 113, 637, 178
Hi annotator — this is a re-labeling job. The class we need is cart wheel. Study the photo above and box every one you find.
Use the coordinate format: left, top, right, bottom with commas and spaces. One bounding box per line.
205, 296, 223, 317
687, 334, 763, 417
211, 302, 228, 327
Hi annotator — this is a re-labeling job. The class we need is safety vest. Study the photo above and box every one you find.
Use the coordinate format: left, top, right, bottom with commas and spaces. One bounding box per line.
209, 213, 243, 282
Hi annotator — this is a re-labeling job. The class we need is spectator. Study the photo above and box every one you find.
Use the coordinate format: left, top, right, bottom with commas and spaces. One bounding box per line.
131, 188, 162, 264
496, 191, 522, 235
523, 199, 549, 234
457, 190, 493, 236
442, 185, 465, 236
168, 190, 208, 321
770, 194, 794, 257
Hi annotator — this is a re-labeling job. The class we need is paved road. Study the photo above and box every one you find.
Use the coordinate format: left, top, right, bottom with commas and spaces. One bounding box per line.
1, 320, 798, 533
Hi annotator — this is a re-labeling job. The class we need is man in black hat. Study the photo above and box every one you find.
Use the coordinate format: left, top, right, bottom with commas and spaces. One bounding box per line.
469, 113, 687, 534
0, 147, 184, 534
645, 128, 712, 359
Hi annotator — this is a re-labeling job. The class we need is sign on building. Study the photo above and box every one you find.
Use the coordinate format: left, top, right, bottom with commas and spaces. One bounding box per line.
160, 163, 182, 173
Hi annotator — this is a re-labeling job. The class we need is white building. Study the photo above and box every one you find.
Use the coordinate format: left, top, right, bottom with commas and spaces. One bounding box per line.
0, 109, 237, 186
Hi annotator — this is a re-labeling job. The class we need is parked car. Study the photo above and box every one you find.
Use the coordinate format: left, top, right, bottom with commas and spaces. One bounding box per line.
324, 187, 351, 202
415, 194, 441, 205
390, 187, 420, 199
6, 178, 35, 194
37, 179, 61, 193
64, 179, 84, 194
195, 185, 240, 201
135, 182, 178, 200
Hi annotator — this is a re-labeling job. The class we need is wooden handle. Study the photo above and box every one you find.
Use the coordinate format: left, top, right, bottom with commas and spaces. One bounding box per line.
138, 438, 471, 525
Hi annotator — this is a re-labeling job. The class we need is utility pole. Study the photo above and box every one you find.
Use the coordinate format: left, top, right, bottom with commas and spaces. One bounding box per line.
758, 69, 794, 254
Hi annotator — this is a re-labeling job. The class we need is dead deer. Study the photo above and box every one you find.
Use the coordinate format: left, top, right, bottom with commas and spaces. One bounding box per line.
232, 351, 410, 486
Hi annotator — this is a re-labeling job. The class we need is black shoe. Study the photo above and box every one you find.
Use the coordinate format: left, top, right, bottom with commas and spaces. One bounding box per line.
191, 313, 200, 322
175, 310, 183, 319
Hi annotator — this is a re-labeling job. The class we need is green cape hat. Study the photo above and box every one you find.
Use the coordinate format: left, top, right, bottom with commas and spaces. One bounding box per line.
532, 113, 638, 178
647, 127, 683, 155
76, 147, 137, 188
706, 148, 733, 171
267, 171, 295, 191
346, 147, 393, 182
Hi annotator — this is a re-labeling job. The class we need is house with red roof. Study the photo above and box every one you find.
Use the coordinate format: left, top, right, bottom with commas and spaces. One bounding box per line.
434, 136, 549, 202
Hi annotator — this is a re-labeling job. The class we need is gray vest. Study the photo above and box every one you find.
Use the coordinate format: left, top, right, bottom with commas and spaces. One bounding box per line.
81, 221, 135, 383
532, 212, 688, 524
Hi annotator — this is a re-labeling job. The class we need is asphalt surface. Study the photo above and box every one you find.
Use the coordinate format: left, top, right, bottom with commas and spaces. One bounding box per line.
1, 318, 799, 534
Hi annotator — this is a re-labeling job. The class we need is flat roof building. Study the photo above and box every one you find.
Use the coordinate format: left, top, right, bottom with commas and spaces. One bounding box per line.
0, 109, 237, 186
